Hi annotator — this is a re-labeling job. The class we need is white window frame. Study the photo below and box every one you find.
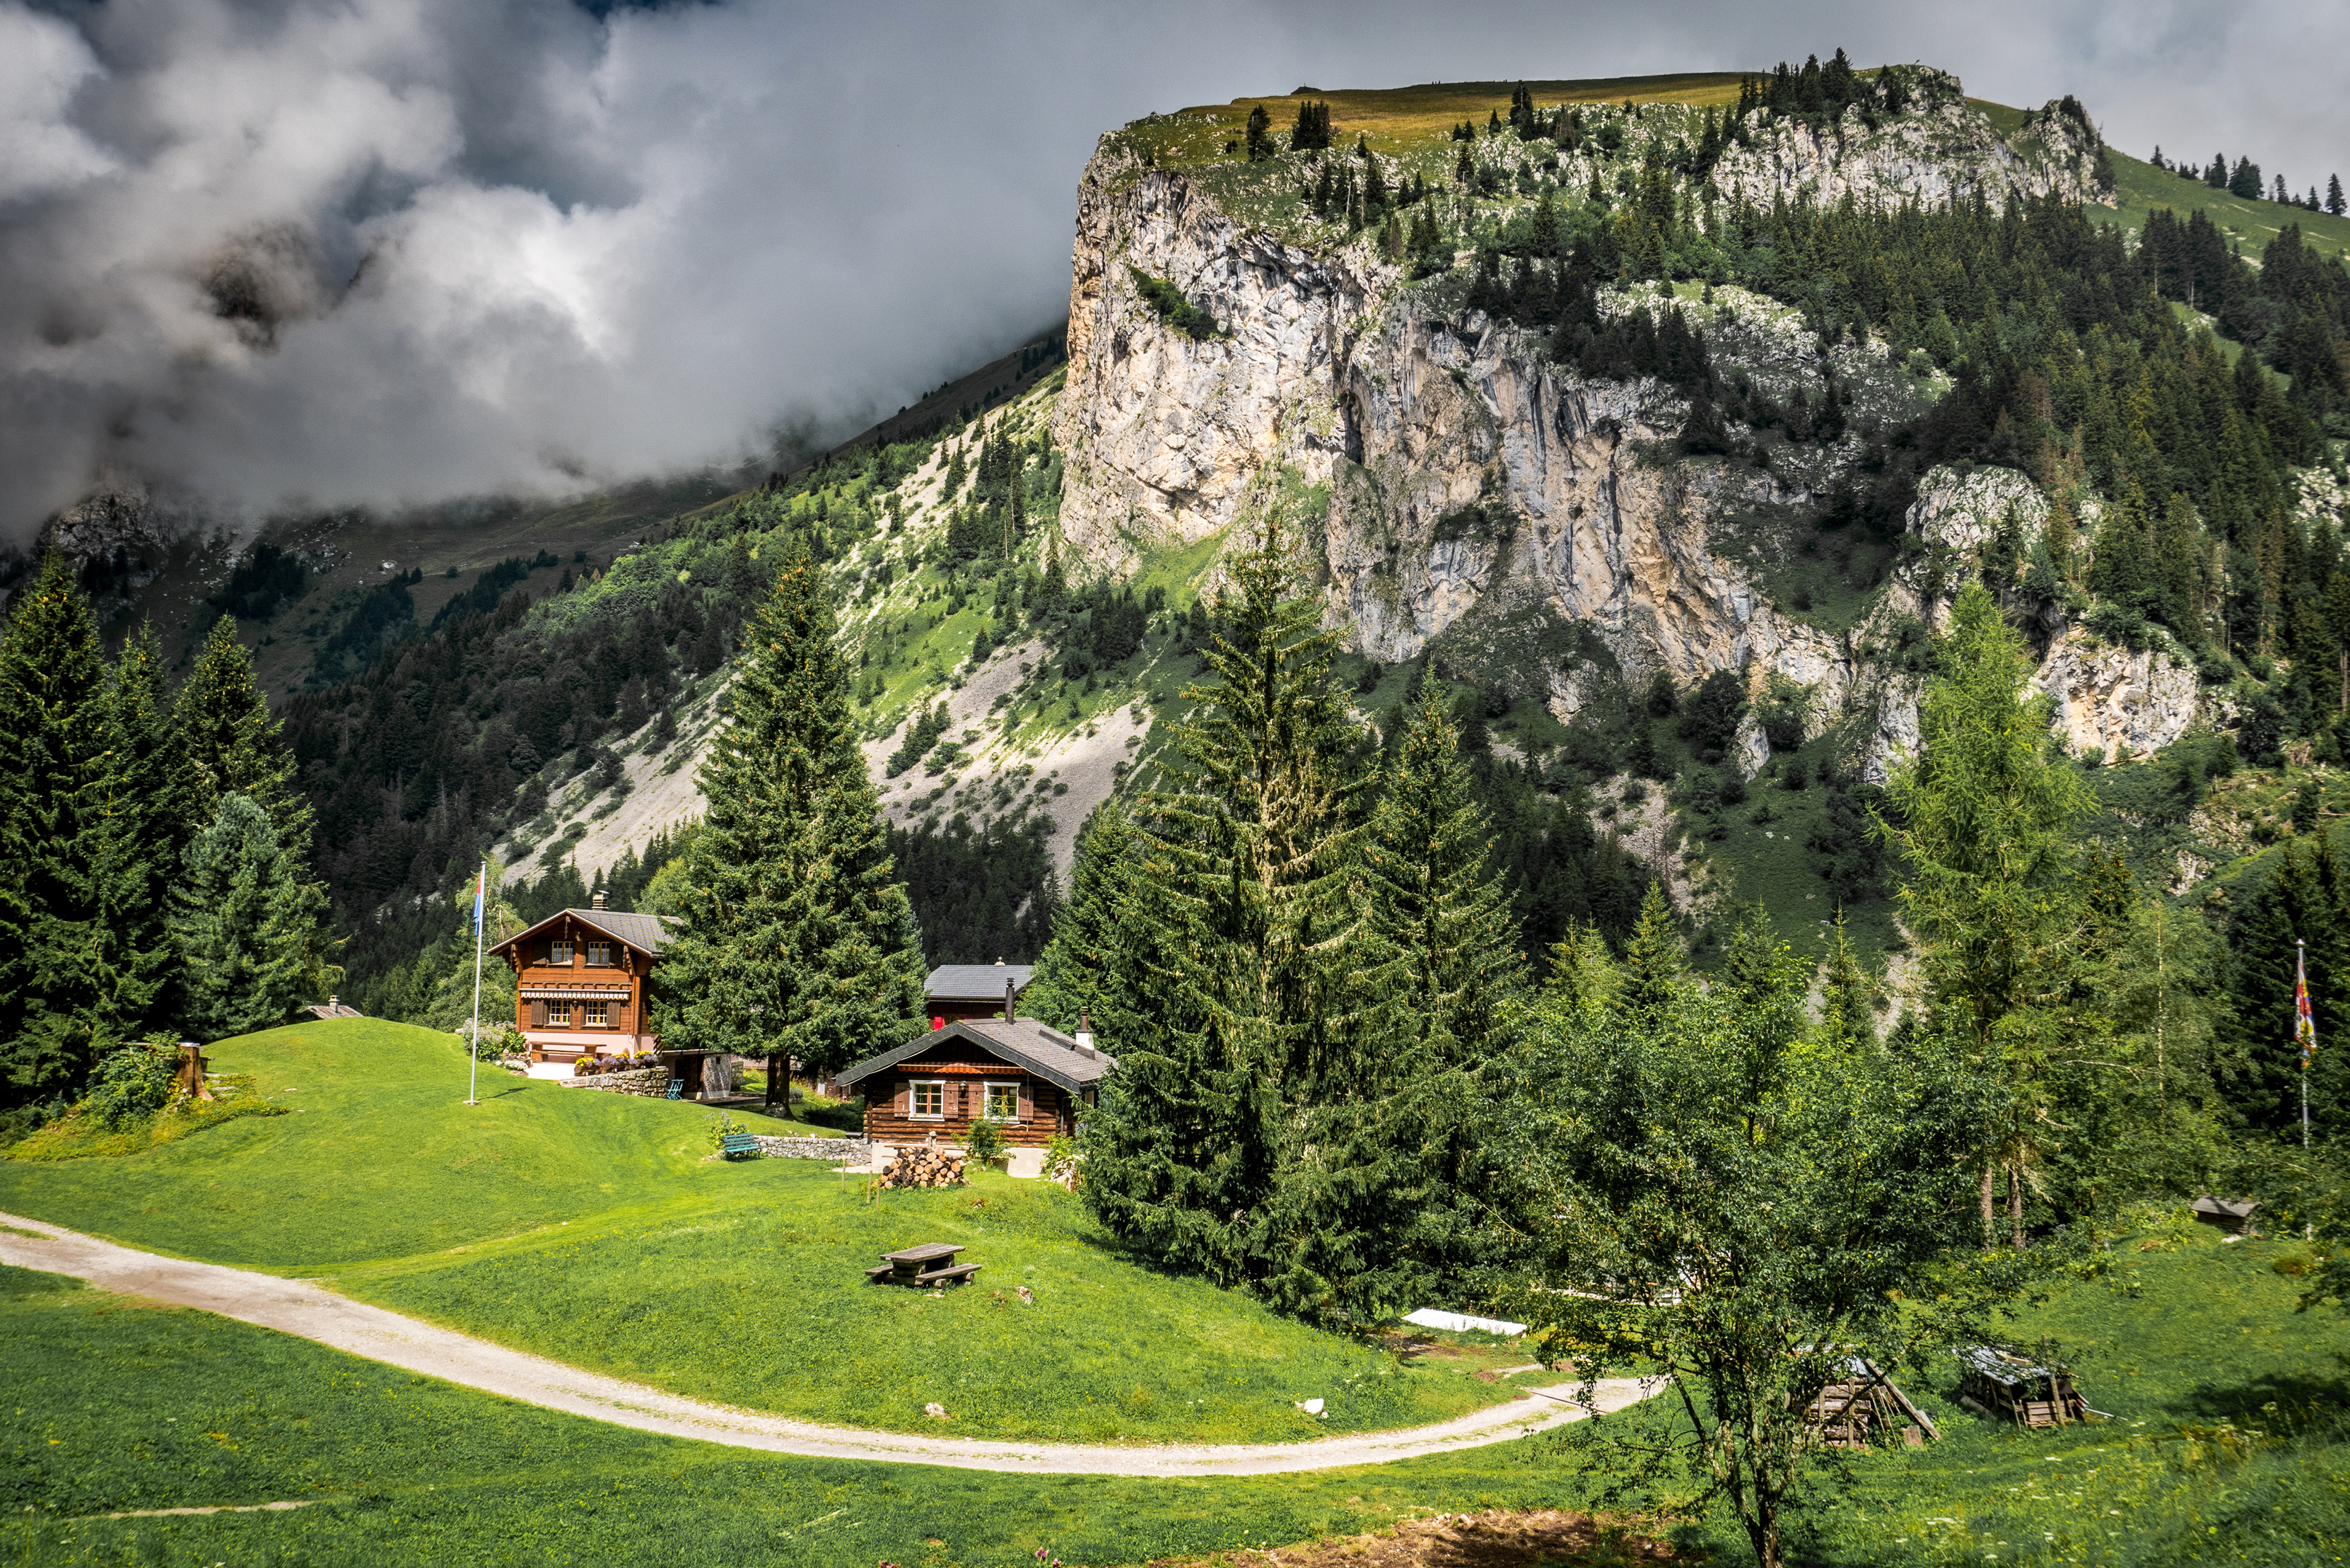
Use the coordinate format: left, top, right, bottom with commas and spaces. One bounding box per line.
581, 1000, 609, 1028
585, 940, 614, 966
549, 939, 574, 966
983, 1080, 1021, 1123
547, 1000, 573, 1027
910, 1080, 946, 1121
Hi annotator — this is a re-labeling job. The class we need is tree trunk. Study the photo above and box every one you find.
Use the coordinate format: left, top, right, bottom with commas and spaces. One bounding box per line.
2009, 1162, 2025, 1250
1980, 1163, 1998, 1246
1748, 1497, 1782, 1568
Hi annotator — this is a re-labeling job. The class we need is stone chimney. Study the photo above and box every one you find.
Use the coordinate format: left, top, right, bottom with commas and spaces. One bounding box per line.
327, 995, 339, 1012
1075, 1006, 1095, 1057
1005, 978, 1017, 1024
591, 889, 607, 910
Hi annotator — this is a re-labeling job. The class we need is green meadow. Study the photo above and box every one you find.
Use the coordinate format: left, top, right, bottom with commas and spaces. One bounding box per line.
0, 1020, 1524, 1445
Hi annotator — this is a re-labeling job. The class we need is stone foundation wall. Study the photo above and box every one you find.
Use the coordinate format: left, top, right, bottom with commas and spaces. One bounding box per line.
566, 1067, 672, 1097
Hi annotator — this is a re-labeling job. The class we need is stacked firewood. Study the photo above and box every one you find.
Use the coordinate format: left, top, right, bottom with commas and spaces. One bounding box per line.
877, 1146, 966, 1188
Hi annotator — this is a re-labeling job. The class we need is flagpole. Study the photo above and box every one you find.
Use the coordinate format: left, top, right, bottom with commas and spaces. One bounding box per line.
2299, 939, 2312, 1149
467, 859, 486, 1107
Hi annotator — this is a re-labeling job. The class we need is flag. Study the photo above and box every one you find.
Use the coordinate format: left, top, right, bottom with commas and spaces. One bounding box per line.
2297, 946, 2317, 1066
473, 864, 486, 937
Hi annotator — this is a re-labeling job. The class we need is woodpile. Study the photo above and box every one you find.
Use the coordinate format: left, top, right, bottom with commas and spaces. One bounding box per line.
1800, 1355, 1939, 1451
877, 1145, 966, 1188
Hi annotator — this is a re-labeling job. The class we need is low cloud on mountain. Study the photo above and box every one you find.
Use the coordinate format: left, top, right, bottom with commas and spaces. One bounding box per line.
0, 0, 2338, 539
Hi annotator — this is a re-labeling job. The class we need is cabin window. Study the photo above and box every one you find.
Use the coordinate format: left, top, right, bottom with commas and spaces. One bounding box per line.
911, 1080, 945, 1119
586, 941, 614, 966
549, 940, 574, 965
983, 1082, 1020, 1122
582, 1001, 609, 1028
546, 1001, 572, 1026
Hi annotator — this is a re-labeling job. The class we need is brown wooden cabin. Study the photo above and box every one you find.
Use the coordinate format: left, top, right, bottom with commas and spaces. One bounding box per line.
834, 1017, 1113, 1149
487, 893, 677, 1065
923, 962, 1034, 1026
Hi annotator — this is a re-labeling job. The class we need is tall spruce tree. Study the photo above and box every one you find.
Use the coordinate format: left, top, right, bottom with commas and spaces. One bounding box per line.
656, 547, 927, 1076
1352, 694, 1527, 1289
1027, 802, 1137, 1032
95, 621, 195, 1036
1081, 501, 1374, 1314
0, 555, 136, 1102
170, 795, 325, 1040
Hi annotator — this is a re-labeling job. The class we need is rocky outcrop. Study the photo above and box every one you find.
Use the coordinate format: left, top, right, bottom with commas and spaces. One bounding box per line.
2033, 629, 2199, 761
1052, 96, 2177, 791
1709, 91, 2110, 213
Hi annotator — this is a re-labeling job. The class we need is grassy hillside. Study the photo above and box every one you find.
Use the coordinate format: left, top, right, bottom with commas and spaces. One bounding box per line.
0, 1021, 1527, 1445
8, 1205, 2342, 1564
2105, 147, 2350, 262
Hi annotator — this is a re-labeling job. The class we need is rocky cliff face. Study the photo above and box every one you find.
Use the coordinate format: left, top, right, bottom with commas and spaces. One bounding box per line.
1051, 86, 2165, 782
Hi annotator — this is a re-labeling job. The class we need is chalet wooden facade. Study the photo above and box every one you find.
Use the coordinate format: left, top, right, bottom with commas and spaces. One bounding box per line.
924, 962, 1034, 1026
488, 894, 677, 1064
834, 1017, 1113, 1149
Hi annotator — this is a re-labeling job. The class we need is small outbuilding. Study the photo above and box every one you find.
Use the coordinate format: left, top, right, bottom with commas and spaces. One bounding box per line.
2190, 1196, 2261, 1235
923, 961, 1034, 1026
1957, 1345, 2095, 1427
834, 1017, 1112, 1148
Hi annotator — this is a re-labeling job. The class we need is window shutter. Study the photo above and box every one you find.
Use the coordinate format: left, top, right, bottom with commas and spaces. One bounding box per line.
531, 1000, 548, 1028
1019, 1082, 1031, 1122
902, 1080, 912, 1116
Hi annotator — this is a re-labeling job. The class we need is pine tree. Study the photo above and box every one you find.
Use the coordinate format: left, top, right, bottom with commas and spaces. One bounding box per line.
1543, 920, 1618, 1016
656, 547, 927, 1076
1614, 882, 1681, 1019
98, 622, 198, 1035
170, 795, 326, 1040
1819, 909, 1878, 1051
1082, 494, 1373, 1314
2328, 175, 2345, 217
177, 616, 304, 841
1027, 802, 1135, 1031
0, 555, 130, 1104
1244, 103, 1274, 162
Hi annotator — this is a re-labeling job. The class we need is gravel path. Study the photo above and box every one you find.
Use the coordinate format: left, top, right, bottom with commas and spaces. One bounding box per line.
0, 1211, 1659, 1476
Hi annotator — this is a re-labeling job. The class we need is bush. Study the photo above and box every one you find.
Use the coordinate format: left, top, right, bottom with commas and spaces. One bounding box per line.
963, 1116, 1008, 1166
1127, 266, 1218, 339
83, 1039, 180, 1130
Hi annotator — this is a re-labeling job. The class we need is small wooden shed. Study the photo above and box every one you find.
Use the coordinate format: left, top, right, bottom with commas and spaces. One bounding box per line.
2190, 1196, 2261, 1235
1957, 1345, 2093, 1428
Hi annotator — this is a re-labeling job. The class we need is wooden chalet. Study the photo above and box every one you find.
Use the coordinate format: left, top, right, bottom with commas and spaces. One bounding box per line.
488, 891, 677, 1065
924, 961, 1034, 1026
834, 1014, 1113, 1149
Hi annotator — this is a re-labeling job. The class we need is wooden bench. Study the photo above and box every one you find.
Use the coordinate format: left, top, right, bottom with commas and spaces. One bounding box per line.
864, 1264, 896, 1282
914, 1263, 980, 1287
721, 1130, 761, 1160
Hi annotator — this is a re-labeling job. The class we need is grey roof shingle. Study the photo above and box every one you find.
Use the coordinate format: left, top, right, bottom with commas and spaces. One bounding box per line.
925, 963, 1035, 1000
834, 1017, 1113, 1096
491, 907, 677, 958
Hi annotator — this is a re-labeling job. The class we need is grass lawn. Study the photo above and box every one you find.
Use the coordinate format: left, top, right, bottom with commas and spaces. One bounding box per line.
0, 1263, 1623, 1568
0, 1019, 1530, 1446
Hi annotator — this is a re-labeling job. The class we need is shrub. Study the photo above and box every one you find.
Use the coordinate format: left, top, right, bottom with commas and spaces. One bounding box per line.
83, 1038, 181, 1130
1126, 266, 1219, 340
963, 1116, 1008, 1166
1044, 1134, 1081, 1188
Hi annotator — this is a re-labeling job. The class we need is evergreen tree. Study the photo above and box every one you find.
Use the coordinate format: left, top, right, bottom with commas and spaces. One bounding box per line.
1542, 920, 1618, 1017
1886, 583, 2095, 1244
1082, 497, 1377, 1318
98, 622, 198, 1036
0, 555, 134, 1104
170, 794, 328, 1041
1244, 103, 1275, 162
1027, 802, 1136, 1032
1819, 909, 1878, 1051
1288, 100, 1332, 153
2329, 175, 2345, 217
1614, 882, 1681, 1019
177, 616, 305, 841
655, 548, 927, 1076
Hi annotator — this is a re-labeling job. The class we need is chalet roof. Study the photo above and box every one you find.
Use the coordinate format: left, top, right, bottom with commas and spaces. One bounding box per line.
834, 1017, 1113, 1096
925, 963, 1035, 1001
491, 906, 677, 959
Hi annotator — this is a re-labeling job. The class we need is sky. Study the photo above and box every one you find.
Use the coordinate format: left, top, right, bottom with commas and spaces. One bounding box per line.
0, 0, 2342, 542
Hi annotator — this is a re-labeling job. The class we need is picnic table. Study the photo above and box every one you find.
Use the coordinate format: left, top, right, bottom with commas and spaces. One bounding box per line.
864, 1242, 981, 1289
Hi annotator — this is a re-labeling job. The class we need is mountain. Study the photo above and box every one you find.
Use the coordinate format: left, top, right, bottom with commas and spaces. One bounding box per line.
32, 61, 2350, 1019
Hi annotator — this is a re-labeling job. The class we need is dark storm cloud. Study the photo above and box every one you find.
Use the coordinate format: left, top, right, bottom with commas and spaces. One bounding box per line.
0, 0, 2339, 538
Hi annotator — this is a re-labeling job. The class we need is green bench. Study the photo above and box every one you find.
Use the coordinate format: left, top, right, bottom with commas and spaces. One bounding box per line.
721, 1130, 761, 1160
